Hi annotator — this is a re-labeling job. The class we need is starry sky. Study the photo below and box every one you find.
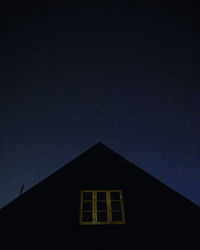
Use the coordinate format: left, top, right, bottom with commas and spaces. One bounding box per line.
1, 0, 200, 208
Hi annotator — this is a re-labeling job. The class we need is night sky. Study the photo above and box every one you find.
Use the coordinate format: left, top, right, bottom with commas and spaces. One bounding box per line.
1, 0, 200, 208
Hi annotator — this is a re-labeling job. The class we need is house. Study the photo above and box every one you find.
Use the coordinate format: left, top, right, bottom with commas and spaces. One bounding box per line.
1, 142, 199, 249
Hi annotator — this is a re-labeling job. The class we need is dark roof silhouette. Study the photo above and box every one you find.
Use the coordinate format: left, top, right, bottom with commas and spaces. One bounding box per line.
1, 142, 199, 249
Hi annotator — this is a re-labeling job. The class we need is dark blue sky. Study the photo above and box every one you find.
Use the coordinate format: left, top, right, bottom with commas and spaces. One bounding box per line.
1, 0, 200, 208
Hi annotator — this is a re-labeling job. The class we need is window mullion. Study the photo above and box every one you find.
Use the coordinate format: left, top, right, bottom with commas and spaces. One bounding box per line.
80, 191, 83, 223
120, 190, 125, 223
107, 191, 112, 223
93, 191, 97, 223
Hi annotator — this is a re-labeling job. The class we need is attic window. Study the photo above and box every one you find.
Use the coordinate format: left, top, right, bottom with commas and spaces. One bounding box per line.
80, 190, 126, 225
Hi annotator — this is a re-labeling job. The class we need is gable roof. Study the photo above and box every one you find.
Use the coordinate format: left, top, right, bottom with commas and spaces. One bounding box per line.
1, 142, 198, 212
1, 142, 199, 250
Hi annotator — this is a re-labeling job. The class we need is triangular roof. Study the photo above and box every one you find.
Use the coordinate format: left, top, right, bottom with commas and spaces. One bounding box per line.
1, 142, 199, 249
1, 142, 198, 211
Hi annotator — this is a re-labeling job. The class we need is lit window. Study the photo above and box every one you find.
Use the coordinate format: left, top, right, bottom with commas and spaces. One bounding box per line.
80, 190, 126, 225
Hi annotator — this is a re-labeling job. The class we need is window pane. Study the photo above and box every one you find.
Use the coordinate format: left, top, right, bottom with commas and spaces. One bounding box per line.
97, 192, 106, 200
112, 211, 122, 221
110, 192, 120, 200
111, 201, 121, 210
82, 212, 92, 222
83, 201, 92, 211
97, 201, 107, 211
83, 192, 92, 200
97, 212, 107, 222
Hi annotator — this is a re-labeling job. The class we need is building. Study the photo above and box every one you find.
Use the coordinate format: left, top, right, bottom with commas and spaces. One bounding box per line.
1, 142, 199, 248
